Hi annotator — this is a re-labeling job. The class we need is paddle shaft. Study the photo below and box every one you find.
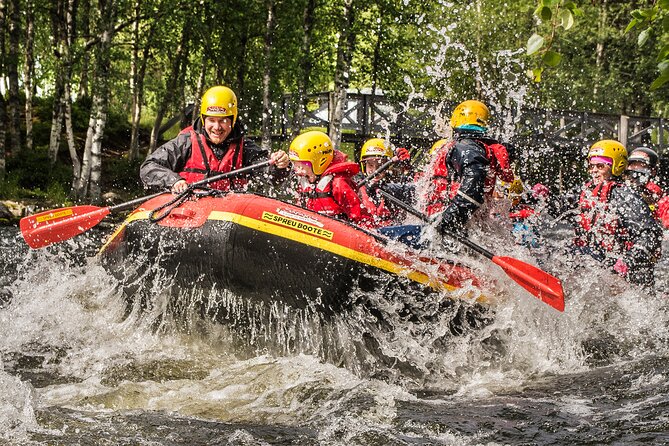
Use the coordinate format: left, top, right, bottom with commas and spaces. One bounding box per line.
110, 160, 272, 213
356, 157, 398, 189
20, 160, 273, 249
377, 188, 565, 311
377, 189, 495, 259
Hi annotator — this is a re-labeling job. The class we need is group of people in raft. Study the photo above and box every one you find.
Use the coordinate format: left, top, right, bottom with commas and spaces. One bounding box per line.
140, 85, 668, 289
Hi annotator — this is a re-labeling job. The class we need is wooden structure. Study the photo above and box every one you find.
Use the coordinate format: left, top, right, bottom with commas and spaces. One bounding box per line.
275, 92, 668, 155
165, 93, 668, 155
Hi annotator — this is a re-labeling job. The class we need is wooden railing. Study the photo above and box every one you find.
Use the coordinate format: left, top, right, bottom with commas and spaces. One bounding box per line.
166, 93, 668, 154
275, 92, 668, 154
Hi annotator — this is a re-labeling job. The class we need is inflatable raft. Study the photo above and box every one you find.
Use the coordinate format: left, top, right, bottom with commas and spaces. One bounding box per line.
98, 192, 490, 315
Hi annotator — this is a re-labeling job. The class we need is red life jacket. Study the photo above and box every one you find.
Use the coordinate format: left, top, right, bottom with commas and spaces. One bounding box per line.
178, 126, 247, 191
576, 180, 630, 253
296, 152, 365, 221
424, 139, 514, 216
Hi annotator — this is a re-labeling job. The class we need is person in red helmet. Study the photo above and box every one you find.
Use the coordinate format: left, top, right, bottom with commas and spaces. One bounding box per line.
623, 146, 669, 229
140, 85, 290, 193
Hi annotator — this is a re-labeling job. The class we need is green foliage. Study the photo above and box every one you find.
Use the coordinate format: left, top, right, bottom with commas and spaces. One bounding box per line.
526, 0, 582, 82
625, 1, 669, 90
5, 149, 72, 192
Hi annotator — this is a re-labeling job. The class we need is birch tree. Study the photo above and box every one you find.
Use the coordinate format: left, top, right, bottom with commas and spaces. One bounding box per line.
0, 0, 6, 180
76, 0, 118, 200
7, 0, 21, 155
260, 0, 276, 150
23, 0, 35, 151
329, 0, 356, 148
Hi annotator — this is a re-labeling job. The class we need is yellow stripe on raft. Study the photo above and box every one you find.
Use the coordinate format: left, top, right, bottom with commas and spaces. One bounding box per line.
98, 210, 151, 254
207, 210, 457, 292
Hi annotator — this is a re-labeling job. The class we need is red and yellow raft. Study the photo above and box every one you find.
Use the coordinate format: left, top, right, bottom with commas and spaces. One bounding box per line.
98, 193, 490, 313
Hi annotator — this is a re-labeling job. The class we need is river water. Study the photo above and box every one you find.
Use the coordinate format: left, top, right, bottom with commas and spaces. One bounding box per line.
1, 223, 668, 445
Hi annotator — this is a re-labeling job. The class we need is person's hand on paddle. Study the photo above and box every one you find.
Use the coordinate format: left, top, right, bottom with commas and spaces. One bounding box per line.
394, 147, 411, 162
270, 151, 291, 169
171, 179, 188, 194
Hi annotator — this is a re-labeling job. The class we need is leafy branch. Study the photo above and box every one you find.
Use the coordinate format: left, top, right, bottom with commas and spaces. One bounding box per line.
526, 0, 582, 82
625, 0, 669, 90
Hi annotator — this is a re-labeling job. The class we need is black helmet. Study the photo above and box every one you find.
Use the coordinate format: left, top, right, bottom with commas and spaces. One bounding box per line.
628, 147, 658, 170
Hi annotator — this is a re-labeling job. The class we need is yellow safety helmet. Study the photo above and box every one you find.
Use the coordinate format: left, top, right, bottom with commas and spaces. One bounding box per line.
429, 138, 449, 155
200, 86, 238, 127
588, 139, 628, 177
289, 131, 334, 175
359, 138, 393, 173
450, 100, 490, 130
360, 138, 393, 160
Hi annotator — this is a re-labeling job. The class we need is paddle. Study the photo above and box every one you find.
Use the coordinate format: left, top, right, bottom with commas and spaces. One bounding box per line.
356, 156, 399, 189
377, 189, 565, 312
20, 160, 271, 249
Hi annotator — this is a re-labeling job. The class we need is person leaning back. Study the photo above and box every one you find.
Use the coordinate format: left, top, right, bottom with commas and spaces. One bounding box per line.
140, 85, 290, 193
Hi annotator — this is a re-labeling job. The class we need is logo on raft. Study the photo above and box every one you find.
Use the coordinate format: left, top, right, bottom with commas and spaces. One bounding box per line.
262, 211, 334, 240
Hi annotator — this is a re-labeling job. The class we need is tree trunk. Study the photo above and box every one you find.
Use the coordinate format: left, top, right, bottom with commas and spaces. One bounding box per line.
0, 94, 5, 180
329, 0, 356, 148
77, 0, 116, 201
49, 0, 78, 166
129, 0, 143, 160
7, 0, 21, 155
0, 0, 7, 179
261, 0, 276, 150
63, 81, 81, 189
148, 21, 188, 155
48, 75, 64, 163
593, 0, 607, 106
78, 0, 91, 99
291, 0, 315, 138
23, 0, 35, 151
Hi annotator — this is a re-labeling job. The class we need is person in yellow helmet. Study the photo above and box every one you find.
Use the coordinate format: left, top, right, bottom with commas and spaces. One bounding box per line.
420, 100, 515, 230
546, 139, 662, 287
356, 138, 413, 227
140, 85, 290, 193
289, 130, 370, 223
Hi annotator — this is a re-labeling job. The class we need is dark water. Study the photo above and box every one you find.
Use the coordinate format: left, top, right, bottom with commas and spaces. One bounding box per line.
2, 224, 668, 445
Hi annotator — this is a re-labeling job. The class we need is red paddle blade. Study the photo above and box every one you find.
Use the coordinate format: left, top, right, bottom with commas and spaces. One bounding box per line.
20, 205, 111, 249
492, 256, 565, 312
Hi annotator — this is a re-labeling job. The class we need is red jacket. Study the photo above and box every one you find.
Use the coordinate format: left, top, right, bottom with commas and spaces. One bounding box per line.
296, 151, 369, 223
576, 180, 630, 253
423, 138, 514, 216
644, 181, 669, 229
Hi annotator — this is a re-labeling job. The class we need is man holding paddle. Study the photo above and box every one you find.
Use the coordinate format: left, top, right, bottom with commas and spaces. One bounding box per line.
140, 85, 291, 194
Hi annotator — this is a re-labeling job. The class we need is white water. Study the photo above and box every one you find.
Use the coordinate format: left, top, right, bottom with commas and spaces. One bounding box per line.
2, 227, 668, 444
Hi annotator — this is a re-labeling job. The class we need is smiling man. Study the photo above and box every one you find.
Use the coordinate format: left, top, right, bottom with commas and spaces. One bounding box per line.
140, 85, 290, 194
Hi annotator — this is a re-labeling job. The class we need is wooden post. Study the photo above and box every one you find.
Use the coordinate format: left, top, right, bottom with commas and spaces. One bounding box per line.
659, 118, 665, 154
619, 115, 628, 146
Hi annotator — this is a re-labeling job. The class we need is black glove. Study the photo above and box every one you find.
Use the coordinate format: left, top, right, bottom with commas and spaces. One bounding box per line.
624, 246, 652, 269
438, 210, 465, 235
